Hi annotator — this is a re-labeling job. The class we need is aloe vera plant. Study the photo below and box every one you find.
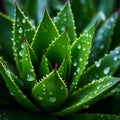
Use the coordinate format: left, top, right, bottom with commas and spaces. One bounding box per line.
0, 0, 120, 119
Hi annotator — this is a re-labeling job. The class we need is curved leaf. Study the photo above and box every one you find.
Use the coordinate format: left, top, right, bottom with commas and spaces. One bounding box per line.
0, 58, 38, 111
22, 41, 37, 92
46, 32, 71, 66
54, 1, 76, 43
69, 25, 95, 92
0, 13, 13, 61
13, 4, 35, 75
55, 77, 120, 115
32, 70, 68, 111
32, 9, 59, 59
89, 13, 118, 64
38, 54, 50, 79
78, 46, 120, 87
71, 0, 95, 34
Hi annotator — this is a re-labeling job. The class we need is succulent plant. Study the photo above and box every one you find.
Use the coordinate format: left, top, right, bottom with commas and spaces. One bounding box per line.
0, 0, 120, 119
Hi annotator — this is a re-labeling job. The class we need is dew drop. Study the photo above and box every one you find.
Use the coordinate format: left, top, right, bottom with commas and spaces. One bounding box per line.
39, 97, 43, 100
21, 43, 24, 48
10, 92, 15, 96
95, 59, 101, 68
22, 18, 26, 23
113, 56, 118, 61
17, 18, 20, 22
48, 97, 57, 103
83, 105, 89, 109
78, 44, 81, 49
79, 58, 82, 62
64, 18, 67, 22
100, 44, 104, 49
103, 67, 110, 74
27, 73, 34, 81
83, 48, 86, 51
18, 27, 23, 34
76, 68, 80, 72
61, 26, 65, 31
73, 60, 77, 67
19, 50, 23, 56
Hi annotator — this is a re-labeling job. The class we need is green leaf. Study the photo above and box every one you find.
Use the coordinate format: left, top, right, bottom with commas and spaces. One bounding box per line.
0, 58, 38, 111
69, 25, 95, 92
84, 11, 106, 31
0, 13, 13, 61
96, 0, 115, 17
78, 46, 120, 87
58, 57, 70, 81
46, 32, 71, 66
54, 1, 76, 43
89, 13, 118, 64
32, 70, 68, 111
3, 0, 15, 18
22, 41, 37, 92
71, 0, 95, 34
0, 111, 58, 120
110, 14, 120, 50
65, 113, 120, 120
13, 4, 35, 75
38, 54, 50, 79
55, 77, 120, 115
32, 9, 59, 59
28, 43, 38, 68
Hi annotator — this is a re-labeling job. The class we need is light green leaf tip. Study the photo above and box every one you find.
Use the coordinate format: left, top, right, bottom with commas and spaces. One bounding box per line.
32, 70, 68, 111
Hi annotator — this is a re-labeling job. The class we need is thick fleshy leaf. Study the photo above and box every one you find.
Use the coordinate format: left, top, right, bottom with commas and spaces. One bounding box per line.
78, 46, 120, 88
38, 54, 50, 79
32, 70, 68, 111
58, 57, 70, 81
46, 32, 71, 66
0, 13, 13, 61
13, 4, 35, 75
55, 77, 120, 115
28, 43, 38, 68
0, 111, 58, 120
54, 1, 76, 43
22, 41, 37, 92
71, 0, 95, 34
110, 14, 120, 50
69, 25, 95, 92
84, 11, 106, 30
65, 113, 120, 120
3, 0, 15, 18
32, 9, 59, 59
89, 13, 118, 64
0, 58, 38, 111
96, 0, 115, 17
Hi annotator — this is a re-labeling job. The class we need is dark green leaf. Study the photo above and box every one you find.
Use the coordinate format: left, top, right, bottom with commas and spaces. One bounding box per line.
89, 13, 118, 64
0, 13, 13, 61
22, 41, 37, 92
55, 77, 120, 115
54, 1, 76, 43
96, 0, 115, 17
0, 58, 38, 111
32, 9, 59, 59
38, 54, 50, 79
71, 0, 95, 34
69, 25, 95, 92
46, 32, 70, 66
13, 4, 35, 75
32, 70, 68, 111
78, 46, 120, 87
